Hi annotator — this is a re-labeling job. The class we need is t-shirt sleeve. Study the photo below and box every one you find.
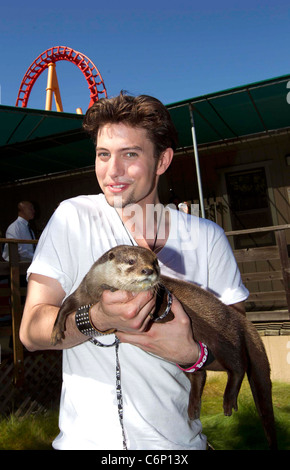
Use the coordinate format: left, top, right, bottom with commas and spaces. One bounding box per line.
207, 224, 249, 305
27, 201, 80, 295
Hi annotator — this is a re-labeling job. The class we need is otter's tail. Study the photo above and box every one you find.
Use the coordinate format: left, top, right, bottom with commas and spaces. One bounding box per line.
245, 324, 277, 450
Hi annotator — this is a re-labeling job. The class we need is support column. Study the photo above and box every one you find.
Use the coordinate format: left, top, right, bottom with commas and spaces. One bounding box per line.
189, 104, 205, 218
45, 62, 63, 112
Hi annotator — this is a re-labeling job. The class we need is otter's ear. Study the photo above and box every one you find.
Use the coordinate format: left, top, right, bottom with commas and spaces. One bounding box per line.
108, 252, 115, 260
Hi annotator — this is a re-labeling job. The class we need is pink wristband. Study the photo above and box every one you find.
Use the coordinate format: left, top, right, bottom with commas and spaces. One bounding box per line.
176, 342, 208, 373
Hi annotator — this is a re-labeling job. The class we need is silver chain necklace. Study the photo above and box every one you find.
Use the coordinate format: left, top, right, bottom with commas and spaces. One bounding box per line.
115, 205, 164, 252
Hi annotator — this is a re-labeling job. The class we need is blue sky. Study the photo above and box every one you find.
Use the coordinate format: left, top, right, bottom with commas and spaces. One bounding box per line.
1, 0, 289, 114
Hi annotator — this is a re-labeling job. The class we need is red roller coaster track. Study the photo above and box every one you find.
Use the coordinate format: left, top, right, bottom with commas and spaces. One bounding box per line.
16, 46, 107, 109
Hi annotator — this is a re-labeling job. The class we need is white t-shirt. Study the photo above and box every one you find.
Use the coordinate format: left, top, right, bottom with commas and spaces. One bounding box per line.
28, 194, 248, 450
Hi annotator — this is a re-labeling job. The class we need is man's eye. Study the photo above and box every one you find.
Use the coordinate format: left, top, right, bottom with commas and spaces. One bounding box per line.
125, 152, 138, 158
97, 152, 110, 159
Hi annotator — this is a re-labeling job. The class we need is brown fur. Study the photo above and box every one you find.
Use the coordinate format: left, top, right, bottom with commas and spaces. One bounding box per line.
51, 245, 277, 450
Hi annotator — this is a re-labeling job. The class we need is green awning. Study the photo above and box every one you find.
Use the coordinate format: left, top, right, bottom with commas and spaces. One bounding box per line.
1, 74, 290, 185
0, 105, 94, 185
167, 74, 290, 149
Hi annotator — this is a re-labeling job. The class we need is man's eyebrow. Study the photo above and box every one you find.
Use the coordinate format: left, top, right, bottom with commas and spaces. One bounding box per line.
121, 146, 143, 151
96, 146, 143, 151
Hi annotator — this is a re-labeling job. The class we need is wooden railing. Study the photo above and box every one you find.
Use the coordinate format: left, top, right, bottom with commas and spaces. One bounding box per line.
225, 225, 290, 322
0, 225, 289, 385
0, 239, 37, 385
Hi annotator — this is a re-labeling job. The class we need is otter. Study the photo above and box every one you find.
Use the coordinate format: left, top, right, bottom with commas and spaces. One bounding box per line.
51, 244, 277, 450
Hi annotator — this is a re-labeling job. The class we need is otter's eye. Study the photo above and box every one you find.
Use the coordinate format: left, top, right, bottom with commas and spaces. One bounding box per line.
128, 259, 135, 265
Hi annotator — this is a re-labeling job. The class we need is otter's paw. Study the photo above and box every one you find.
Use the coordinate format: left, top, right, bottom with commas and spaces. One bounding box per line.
51, 327, 65, 346
223, 399, 238, 416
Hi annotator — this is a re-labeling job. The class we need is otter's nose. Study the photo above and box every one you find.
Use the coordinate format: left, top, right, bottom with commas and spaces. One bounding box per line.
141, 268, 154, 276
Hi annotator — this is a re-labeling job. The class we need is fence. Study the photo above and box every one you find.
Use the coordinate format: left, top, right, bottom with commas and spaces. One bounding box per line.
0, 239, 61, 416
225, 225, 290, 325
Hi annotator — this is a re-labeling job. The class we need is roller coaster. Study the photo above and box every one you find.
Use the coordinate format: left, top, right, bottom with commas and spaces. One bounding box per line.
15, 46, 107, 113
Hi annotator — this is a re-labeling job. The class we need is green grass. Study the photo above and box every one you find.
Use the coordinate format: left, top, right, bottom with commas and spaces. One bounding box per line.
201, 373, 290, 450
0, 410, 59, 450
0, 374, 289, 450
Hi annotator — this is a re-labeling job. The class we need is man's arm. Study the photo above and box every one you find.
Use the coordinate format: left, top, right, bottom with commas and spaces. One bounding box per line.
116, 296, 201, 366
20, 273, 158, 352
116, 299, 247, 366
20, 274, 87, 351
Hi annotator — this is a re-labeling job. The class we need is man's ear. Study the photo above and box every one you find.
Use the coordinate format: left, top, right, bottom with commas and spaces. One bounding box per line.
156, 148, 174, 176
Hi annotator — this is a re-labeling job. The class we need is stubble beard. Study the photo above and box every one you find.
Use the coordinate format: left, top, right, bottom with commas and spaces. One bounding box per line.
105, 174, 158, 211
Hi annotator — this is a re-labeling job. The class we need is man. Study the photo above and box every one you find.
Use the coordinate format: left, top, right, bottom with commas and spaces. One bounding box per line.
20, 93, 248, 450
2, 201, 35, 261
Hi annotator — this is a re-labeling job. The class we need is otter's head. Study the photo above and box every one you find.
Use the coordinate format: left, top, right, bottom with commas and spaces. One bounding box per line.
96, 245, 160, 292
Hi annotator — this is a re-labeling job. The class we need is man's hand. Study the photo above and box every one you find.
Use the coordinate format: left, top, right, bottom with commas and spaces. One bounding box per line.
115, 296, 200, 366
89, 289, 156, 333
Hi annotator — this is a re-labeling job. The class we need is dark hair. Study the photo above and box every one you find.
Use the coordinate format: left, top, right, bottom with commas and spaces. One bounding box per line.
82, 92, 178, 156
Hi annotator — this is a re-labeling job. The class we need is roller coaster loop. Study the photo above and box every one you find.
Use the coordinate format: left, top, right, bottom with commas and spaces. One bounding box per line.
16, 46, 107, 110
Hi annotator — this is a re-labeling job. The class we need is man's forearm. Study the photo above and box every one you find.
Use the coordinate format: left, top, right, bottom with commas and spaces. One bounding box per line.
20, 304, 87, 352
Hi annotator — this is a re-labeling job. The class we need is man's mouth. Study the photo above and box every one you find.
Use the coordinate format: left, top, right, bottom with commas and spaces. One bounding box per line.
107, 183, 130, 193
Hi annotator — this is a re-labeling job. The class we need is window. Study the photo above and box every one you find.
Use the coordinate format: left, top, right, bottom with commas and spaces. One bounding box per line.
225, 167, 274, 248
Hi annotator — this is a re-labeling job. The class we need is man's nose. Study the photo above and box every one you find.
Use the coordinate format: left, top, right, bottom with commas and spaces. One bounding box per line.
108, 156, 125, 178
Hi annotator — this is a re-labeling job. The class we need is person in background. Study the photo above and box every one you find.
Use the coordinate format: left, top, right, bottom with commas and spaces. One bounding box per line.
2, 201, 36, 262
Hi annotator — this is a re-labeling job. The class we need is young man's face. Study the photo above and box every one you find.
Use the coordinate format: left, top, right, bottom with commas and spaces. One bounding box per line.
95, 123, 170, 209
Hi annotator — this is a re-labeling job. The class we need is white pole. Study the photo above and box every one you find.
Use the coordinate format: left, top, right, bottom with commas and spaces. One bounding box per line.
189, 104, 205, 218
